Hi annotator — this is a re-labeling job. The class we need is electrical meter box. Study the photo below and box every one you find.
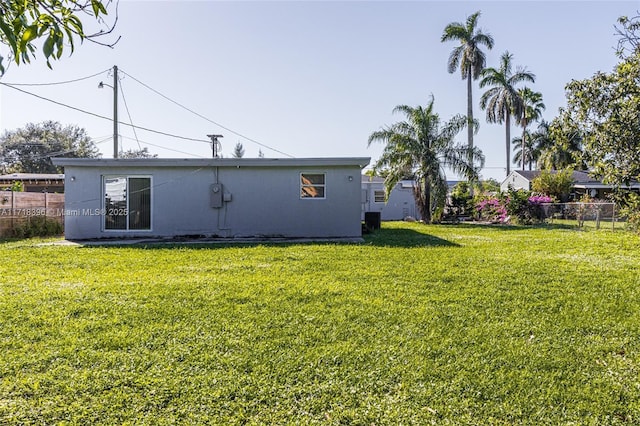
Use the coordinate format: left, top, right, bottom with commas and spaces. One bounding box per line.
210, 183, 223, 208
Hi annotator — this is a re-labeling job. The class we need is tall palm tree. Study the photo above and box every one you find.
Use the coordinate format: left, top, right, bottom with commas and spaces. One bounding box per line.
479, 51, 535, 176
442, 11, 494, 168
368, 97, 484, 223
516, 88, 545, 170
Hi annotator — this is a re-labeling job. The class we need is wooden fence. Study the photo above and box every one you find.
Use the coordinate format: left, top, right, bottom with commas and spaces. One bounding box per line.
0, 191, 65, 237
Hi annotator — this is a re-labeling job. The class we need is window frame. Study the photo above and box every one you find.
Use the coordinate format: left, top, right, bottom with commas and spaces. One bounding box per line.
374, 190, 386, 203
102, 175, 153, 232
300, 172, 326, 199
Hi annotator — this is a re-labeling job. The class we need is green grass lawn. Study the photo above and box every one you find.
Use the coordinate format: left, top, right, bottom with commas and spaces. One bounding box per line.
1, 223, 639, 425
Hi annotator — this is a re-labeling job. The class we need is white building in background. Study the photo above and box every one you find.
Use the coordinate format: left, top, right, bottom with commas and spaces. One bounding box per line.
361, 176, 420, 221
500, 170, 640, 199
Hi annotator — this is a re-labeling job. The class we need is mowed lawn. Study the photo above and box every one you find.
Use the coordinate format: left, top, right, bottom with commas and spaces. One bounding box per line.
1, 223, 639, 425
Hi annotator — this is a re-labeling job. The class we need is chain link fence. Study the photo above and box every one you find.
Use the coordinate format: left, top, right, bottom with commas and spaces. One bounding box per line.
540, 203, 617, 229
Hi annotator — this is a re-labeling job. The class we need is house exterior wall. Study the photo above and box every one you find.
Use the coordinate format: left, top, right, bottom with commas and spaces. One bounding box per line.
361, 181, 420, 221
57, 158, 368, 239
500, 172, 532, 192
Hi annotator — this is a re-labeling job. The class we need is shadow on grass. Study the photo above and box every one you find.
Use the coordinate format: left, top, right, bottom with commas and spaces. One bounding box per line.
364, 227, 460, 248
75, 236, 366, 250
69, 222, 592, 250
73, 230, 460, 250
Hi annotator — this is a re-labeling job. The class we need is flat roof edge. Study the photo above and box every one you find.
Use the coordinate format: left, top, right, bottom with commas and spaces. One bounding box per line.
52, 157, 371, 168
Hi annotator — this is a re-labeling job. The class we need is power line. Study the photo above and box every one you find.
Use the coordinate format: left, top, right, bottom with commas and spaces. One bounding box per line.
119, 135, 206, 158
118, 80, 142, 151
0, 82, 212, 144
120, 69, 295, 158
92, 136, 114, 145
0, 68, 111, 86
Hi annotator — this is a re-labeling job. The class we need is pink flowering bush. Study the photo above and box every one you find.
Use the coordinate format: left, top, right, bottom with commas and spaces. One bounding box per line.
476, 197, 508, 223
475, 192, 553, 224
528, 195, 554, 205
527, 194, 554, 223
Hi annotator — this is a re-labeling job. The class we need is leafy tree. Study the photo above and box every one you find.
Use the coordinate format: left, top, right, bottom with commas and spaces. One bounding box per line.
619, 192, 640, 233
516, 87, 545, 170
368, 97, 484, 223
531, 168, 575, 201
118, 147, 157, 159
0, 0, 117, 75
441, 11, 494, 168
562, 51, 640, 187
232, 142, 245, 158
615, 12, 640, 59
480, 51, 535, 176
0, 121, 100, 173
476, 178, 500, 194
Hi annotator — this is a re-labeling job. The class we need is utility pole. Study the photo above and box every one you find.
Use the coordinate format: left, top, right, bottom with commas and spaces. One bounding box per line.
207, 134, 223, 158
113, 65, 118, 159
98, 65, 119, 158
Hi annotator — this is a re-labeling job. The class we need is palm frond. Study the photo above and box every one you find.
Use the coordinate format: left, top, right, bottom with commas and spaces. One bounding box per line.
447, 46, 463, 74
441, 23, 467, 43
474, 32, 494, 49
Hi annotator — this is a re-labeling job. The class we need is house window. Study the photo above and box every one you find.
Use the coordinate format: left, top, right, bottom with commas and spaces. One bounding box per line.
104, 176, 151, 230
300, 173, 325, 198
374, 190, 385, 203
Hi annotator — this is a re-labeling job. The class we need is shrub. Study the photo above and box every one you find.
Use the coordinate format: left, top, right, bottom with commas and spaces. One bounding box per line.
11, 217, 63, 238
476, 196, 507, 223
1, 181, 24, 192
448, 181, 473, 217
619, 192, 640, 233
487, 189, 553, 225
475, 191, 553, 225
531, 169, 575, 201
528, 194, 554, 223
502, 189, 533, 224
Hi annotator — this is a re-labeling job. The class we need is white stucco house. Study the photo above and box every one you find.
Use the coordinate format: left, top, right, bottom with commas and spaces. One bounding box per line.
501, 170, 640, 199
361, 176, 421, 221
52, 157, 370, 240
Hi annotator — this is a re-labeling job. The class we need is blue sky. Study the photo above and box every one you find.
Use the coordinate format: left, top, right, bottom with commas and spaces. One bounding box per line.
0, 1, 635, 181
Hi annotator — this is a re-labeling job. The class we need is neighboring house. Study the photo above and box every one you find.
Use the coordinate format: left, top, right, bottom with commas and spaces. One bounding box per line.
0, 173, 65, 192
52, 157, 369, 240
361, 176, 420, 221
361, 177, 462, 221
500, 170, 640, 199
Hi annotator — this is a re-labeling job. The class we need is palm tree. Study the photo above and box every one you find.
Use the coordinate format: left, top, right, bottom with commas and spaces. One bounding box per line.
512, 132, 535, 171
479, 51, 535, 176
516, 88, 545, 170
442, 11, 494, 168
368, 97, 484, 223
538, 116, 585, 170
529, 120, 552, 170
